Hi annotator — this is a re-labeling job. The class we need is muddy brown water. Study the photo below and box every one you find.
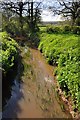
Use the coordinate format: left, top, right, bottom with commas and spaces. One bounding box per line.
2, 48, 72, 118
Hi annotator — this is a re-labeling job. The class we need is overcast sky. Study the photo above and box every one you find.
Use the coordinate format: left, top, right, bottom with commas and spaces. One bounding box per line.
41, 10, 62, 21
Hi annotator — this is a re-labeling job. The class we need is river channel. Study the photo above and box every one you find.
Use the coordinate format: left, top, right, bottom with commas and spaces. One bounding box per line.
2, 46, 72, 118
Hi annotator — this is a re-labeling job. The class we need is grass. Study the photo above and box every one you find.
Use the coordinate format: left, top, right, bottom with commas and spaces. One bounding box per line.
39, 26, 46, 33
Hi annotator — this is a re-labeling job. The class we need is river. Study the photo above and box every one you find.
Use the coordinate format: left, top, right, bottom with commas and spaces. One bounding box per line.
2, 47, 72, 118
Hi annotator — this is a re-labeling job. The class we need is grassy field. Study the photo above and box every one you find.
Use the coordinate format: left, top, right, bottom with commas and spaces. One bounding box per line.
38, 27, 80, 112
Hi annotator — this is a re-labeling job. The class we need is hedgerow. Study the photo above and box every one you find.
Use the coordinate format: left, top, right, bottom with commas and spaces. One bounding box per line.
46, 25, 80, 35
38, 32, 80, 112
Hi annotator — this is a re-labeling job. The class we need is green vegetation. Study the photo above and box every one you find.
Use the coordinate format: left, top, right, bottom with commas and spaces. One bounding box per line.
38, 30, 80, 112
1, 0, 80, 117
2, 17, 30, 37
46, 25, 80, 35
0, 32, 19, 73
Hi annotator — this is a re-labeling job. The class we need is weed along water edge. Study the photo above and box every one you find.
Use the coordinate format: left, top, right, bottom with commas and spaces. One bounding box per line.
2, 46, 72, 118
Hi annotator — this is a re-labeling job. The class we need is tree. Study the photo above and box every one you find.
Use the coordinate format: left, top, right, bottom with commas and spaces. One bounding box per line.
0, 0, 42, 33
49, 0, 80, 26
27, 0, 41, 31
1, 0, 28, 33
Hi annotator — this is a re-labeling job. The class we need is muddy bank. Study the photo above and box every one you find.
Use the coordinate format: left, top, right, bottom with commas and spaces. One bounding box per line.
2, 46, 72, 118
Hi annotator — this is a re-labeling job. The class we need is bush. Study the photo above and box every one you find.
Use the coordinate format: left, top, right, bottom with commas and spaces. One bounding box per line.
53, 26, 62, 33
0, 32, 19, 72
75, 18, 80, 26
46, 25, 62, 34
63, 25, 71, 33
3, 19, 21, 36
46, 25, 54, 33
72, 26, 80, 35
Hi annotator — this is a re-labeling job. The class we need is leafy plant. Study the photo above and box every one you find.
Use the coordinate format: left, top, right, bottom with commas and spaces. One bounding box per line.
38, 31, 80, 111
0, 32, 19, 72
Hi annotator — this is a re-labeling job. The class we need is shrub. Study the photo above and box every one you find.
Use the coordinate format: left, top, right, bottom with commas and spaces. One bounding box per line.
46, 25, 54, 33
53, 26, 62, 33
3, 20, 21, 36
63, 25, 71, 33
46, 25, 62, 34
72, 26, 80, 35
0, 32, 19, 72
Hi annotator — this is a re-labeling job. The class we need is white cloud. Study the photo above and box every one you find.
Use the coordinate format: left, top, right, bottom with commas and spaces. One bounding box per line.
41, 10, 62, 22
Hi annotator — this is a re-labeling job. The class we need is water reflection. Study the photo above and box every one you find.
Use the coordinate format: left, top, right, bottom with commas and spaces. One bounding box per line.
2, 58, 24, 111
2, 63, 18, 109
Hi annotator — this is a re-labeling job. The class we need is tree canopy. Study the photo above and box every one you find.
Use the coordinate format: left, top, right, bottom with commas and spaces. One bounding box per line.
49, 0, 80, 26
0, 0, 42, 32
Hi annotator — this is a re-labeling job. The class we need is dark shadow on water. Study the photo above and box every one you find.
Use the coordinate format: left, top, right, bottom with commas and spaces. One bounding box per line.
2, 54, 24, 118
2, 63, 17, 108
25, 32, 40, 49
13, 31, 40, 50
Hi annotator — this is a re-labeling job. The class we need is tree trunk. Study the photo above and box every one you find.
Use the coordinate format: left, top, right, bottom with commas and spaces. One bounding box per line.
31, 1, 33, 29
19, 2, 23, 35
